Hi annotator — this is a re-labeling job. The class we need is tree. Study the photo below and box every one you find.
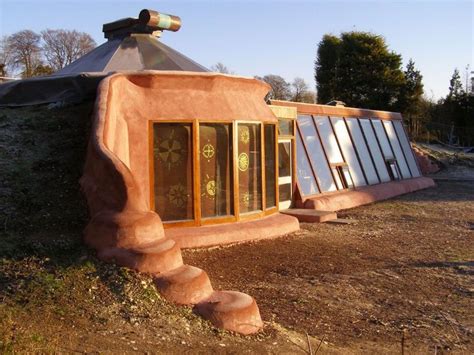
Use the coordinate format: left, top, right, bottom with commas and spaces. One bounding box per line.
315, 31, 405, 110
255, 74, 291, 100
0, 36, 12, 76
7, 30, 41, 78
291, 77, 309, 102
41, 29, 96, 71
447, 68, 463, 99
314, 34, 341, 104
398, 59, 424, 136
210, 62, 234, 74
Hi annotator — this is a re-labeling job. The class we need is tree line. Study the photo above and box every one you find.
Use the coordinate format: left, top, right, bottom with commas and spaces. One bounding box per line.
315, 31, 473, 146
210, 63, 316, 103
0, 29, 96, 78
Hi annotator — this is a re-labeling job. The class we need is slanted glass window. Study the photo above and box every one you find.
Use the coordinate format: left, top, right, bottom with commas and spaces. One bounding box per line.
264, 124, 277, 209
345, 118, 379, 185
297, 115, 337, 192
383, 120, 411, 179
153, 123, 193, 221
331, 117, 367, 187
372, 119, 394, 160
296, 134, 319, 196
393, 120, 421, 177
238, 123, 262, 214
200, 123, 233, 218
360, 119, 391, 183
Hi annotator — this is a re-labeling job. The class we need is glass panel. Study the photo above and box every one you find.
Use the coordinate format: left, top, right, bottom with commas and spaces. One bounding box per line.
199, 123, 233, 218
360, 119, 391, 183
279, 142, 292, 178
346, 118, 379, 185
297, 115, 337, 192
279, 183, 292, 202
278, 119, 293, 136
314, 116, 344, 164
238, 123, 262, 213
372, 119, 394, 159
342, 166, 354, 188
383, 120, 411, 179
296, 133, 319, 196
264, 125, 276, 209
331, 117, 367, 187
393, 120, 421, 177
153, 123, 193, 221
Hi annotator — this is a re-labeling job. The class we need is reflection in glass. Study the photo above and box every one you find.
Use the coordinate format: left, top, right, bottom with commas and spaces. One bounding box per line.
153, 123, 193, 221
360, 119, 391, 182
200, 123, 233, 218
297, 115, 337, 192
238, 123, 262, 213
296, 133, 319, 196
278, 119, 293, 136
264, 125, 276, 209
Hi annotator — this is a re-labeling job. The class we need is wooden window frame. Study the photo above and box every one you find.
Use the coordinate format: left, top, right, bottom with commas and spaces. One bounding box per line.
149, 120, 278, 229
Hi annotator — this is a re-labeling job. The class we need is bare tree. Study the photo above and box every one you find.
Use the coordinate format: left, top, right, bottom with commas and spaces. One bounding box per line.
210, 62, 234, 74
0, 36, 12, 76
291, 77, 310, 102
41, 29, 96, 70
255, 74, 291, 100
7, 30, 41, 78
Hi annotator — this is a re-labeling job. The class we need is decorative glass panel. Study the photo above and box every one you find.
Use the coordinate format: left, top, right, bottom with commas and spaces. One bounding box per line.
296, 133, 319, 196
345, 118, 379, 185
153, 123, 193, 221
297, 115, 337, 192
360, 119, 391, 182
238, 123, 262, 213
331, 117, 366, 187
264, 125, 277, 209
199, 123, 233, 218
383, 120, 411, 179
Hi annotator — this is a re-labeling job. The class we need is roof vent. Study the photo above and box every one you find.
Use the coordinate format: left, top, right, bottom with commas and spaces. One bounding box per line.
326, 100, 346, 107
103, 9, 182, 40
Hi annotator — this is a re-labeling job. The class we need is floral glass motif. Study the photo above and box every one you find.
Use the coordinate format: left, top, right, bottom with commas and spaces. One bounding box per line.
153, 123, 193, 221
199, 124, 233, 218
238, 123, 262, 213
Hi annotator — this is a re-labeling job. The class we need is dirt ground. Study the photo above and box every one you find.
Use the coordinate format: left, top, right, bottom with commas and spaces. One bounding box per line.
1, 105, 473, 353
184, 180, 474, 354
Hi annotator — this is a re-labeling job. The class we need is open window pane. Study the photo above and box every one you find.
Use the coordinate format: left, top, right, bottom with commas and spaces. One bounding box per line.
264, 124, 277, 209
238, 123, 262, 213
153, 123, 193, 222
331, 117, 366, 187
383, 120, 411, 179
200, 123, 233, 218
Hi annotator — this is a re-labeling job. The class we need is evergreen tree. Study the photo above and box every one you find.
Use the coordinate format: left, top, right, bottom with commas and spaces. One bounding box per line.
315, 31, 405, 110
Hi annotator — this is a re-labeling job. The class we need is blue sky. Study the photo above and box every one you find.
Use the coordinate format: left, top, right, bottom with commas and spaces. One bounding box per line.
1, 0, 472, 99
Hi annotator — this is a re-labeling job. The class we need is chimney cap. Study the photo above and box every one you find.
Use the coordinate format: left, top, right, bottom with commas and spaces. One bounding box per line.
103, 9, 181, 40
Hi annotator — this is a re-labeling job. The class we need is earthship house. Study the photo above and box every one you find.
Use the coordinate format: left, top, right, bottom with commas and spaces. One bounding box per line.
0, 9, 434, 335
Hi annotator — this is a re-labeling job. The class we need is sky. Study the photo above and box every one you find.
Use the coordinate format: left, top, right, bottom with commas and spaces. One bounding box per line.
1, 0, 473, 100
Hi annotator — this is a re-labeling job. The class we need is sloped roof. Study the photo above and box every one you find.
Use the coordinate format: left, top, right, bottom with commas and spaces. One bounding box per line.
55, 34, 208, 75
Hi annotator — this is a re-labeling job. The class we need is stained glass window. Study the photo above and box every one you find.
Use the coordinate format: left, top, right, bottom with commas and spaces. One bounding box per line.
199, 123, 233, 218
238, 123, 262, 214
153, 123, 193, 221
264, 124, 276, 209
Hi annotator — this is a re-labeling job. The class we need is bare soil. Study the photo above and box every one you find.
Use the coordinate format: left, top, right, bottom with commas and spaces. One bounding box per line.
1, 104, 473, 353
